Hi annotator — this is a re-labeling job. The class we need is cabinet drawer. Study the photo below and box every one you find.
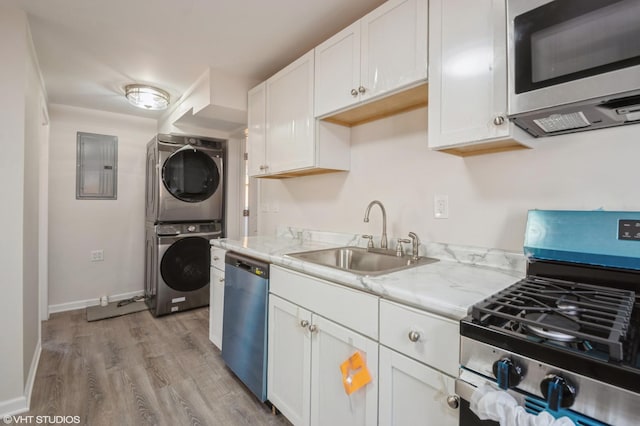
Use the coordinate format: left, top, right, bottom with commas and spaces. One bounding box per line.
380, 299, 459, 376
270, 265, 379, 340
210, 247, 226, 271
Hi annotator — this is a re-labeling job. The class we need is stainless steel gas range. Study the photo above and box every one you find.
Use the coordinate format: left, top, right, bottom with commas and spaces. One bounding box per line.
458, 210, 640, 426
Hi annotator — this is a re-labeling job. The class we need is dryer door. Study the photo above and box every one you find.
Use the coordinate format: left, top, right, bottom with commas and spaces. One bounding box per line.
160, 236, 210, 292
162, 146, 221, 203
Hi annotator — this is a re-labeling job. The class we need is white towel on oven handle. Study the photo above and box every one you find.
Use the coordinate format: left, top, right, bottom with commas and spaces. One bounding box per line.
470, 383, 575, 426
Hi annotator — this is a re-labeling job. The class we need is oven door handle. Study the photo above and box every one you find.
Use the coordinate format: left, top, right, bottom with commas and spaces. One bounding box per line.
455, 377, 477, 403
457, 370, 528, 409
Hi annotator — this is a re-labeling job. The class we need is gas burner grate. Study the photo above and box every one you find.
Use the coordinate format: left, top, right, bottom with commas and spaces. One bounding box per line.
472, 276, 635, 361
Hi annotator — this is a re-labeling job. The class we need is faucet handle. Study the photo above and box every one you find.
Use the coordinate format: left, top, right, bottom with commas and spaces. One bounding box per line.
362, 234, 374, 249
396, 238, 411, 257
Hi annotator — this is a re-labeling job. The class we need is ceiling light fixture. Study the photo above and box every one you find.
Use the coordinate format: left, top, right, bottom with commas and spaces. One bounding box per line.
124, 84, 170, 110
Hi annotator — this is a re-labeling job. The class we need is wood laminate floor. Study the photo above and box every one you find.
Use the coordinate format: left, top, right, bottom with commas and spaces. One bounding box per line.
26, 307, 290, 426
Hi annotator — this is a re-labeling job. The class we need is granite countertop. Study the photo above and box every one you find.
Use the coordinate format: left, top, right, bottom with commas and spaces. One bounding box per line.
211, 227, 526, 320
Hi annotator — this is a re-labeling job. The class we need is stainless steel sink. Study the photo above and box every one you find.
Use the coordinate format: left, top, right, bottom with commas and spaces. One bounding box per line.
286, 246, 438, 276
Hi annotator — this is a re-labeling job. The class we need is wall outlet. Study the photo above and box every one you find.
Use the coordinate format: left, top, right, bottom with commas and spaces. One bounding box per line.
434, 194, 449, 219
91, 249, 104, 262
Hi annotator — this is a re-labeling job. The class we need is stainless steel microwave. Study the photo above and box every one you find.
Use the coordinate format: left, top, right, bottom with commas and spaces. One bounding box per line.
507, 0, 640, 137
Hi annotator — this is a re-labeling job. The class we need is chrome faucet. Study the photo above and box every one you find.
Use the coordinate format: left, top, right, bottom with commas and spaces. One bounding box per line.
408, 232, 420, 261
363, 200, 388, 249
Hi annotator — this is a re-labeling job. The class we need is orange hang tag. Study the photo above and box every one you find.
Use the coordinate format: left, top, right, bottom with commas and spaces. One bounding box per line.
340, 352, 372, 395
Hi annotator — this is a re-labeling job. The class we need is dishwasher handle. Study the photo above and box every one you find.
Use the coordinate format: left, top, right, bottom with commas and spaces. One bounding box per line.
225, 251, 270, 279
234, 260, 253, 271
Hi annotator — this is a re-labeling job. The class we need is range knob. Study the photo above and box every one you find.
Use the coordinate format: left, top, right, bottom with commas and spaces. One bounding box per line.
540, 374, 576, 411
492, 358, 524, 390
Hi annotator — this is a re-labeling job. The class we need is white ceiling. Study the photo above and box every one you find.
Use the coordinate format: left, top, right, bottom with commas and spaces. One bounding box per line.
9, 0, 386, 119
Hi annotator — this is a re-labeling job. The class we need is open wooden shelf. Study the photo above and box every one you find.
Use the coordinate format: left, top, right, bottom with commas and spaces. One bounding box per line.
320, 82, 428, 127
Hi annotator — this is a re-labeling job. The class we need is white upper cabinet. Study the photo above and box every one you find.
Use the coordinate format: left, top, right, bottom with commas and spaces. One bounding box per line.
247, 82, 266, 177
248, 51, 350, 178
361, 0, 428, 100
428, 0, 531, 156
314, 0, 428, 119
314, 23, 361, 118
266, 51, 316, 175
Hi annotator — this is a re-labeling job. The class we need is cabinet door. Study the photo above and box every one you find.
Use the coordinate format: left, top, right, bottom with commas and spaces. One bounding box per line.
310, 315, 378, 426
428, 0, 510, 148
209, 267, 225, 349
314, 22, 361, 118
266, 50, 316, 174
361, 0, 428, 100
247, 82, 266, 177
379, 346, 457, 426
268, 295, 312, 426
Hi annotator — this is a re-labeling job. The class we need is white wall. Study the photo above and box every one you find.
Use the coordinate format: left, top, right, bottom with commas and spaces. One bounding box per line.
0, 7, 28, 407
0, 6, 47, 414
23, 24, 47, 386
48, 105, 156, 309
258, 107, 640, 252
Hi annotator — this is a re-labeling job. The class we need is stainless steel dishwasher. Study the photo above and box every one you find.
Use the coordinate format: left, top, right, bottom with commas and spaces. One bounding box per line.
221, 252, 269, 402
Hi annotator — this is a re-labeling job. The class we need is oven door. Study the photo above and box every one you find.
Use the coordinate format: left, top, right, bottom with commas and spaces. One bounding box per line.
456, 369, 613, 426
456, 369, 510, 426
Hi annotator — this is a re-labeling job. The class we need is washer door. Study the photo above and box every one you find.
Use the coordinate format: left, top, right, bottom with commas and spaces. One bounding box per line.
162, 147, 221, 203
160, 237, 210, 292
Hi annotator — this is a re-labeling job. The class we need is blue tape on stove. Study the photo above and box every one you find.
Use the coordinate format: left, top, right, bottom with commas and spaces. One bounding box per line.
524, 395, 607, 426
524, 210, 640, 271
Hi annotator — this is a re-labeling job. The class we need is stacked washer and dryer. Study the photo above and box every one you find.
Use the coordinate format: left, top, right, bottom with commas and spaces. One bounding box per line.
144, 134, 225, 317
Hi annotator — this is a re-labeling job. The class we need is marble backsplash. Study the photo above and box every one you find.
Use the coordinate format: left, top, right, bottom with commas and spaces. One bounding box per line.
276, 225, 527, 274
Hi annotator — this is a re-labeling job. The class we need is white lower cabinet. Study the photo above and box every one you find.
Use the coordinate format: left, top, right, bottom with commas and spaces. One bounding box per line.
378, 299, 460, 425
267, 295, 311, 426
268, 295, 378, 426
209, 247, 226, 349
310, 315, 378, 426
267, 266, 460, 426
379, 346, 457, 426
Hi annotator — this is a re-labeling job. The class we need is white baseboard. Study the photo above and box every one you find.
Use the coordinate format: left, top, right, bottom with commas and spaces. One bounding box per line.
48, 289, 144, 314
24, 339, 41, 411
0, 340, 40, 417
0, 396, 27, 418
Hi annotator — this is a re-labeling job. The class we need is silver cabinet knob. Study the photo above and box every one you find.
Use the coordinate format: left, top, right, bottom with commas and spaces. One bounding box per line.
300, 320, 309, 328
213, 256, 220, 261
218, 277, 225, 282
358, 86, 366, 94
408, 330, 420, 342
308, 324, 318, 333
350, 88, 358, 97
259, 165, 266, 171
493, 115, 505, 125
446, 395, 460, 409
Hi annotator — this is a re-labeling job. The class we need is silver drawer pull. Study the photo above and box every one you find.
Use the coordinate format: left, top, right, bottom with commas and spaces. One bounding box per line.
213, 256, 220, 261
308, 324, 318, 333
219, 277, 225, 282
408, 330, 420, 342
300, 320, 309, 328
446, 395, 460, 409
